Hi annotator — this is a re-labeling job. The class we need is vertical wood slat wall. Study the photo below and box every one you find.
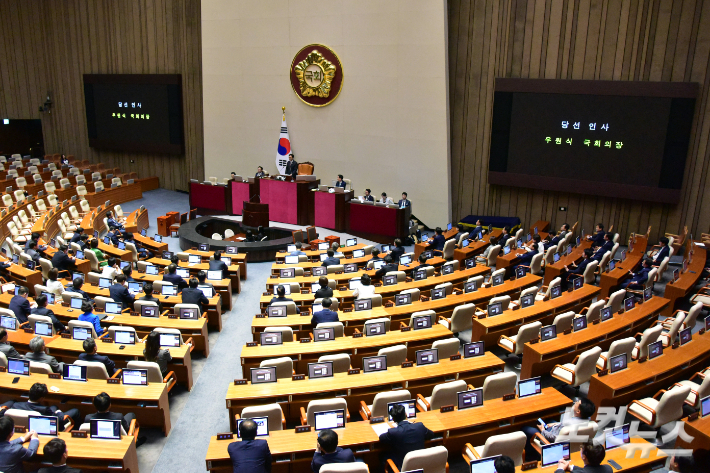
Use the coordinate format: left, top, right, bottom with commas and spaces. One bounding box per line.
449, 0, 710, 243
0, 0, 203, 192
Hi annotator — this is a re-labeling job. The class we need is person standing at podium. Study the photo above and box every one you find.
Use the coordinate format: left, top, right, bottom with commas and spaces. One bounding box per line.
285, 154, 298, 178
335, 175, 346, 188
255, 166, 266, 178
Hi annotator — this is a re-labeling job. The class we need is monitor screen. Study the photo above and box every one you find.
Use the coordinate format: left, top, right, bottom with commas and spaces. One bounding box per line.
701, 395, 710, 418
105, 302, 122, 315
354, 299, 373, 313
365, 322, 386, 336
383, 275, 397, 286
624, 297, 635, 312
352, 249, 364, 258
386, 401, 416, 421
318, 243, 329, 251
491, 274, 503, 286
540, 325, 557, 341
314, 409, 345, 431
146, 265, 159, 275
469, 456, 501, 473
118, 241, 126, 250
553, 253, 560, 263
465, 258, 476, 269
373, 261, 385, 270
260, 332, 282, 346
520, 293, 534, 308
141, 229, 147, 237
643, 287, 652, 301
573, 317, 587, 332
518, 377, 542, 398
308, 361, 334, 379
180, 307, 199, 320
464, 281, 477, 293
90, 419, 122, 440
463, 341, 484, 358
8, 358, 29, 376
286, 244, 296, 252
103, 236, 110, 245
609, 353, 627, 373
362, 355, 387, 373
250, 367, 276, 384
122, 369, 148, 385
400, 254, 412, 265
199, 243, 209, 251
344, 263, 358, 273
346, 238, 357, 247
267, 306, 286, 317
414, 270, 427, 281
225, 246, 238, 254
503, 246, 511, 256
395, 293, 412, 306
176, 268, 189, 278
113, 330, 136, 345
221, 257, 232, 266
99, 277, 112, 289
680, 327, 692, 345
412, 315, 432, 330
161, 285, 176, 296
457, 388, 483, 410
313, 328, 335, 342
381, 245, 391, 253
415, 349, 439, 366
312, 266, 326, 276
28, 415, 58, 436
320, 254, 329, 262
141, 305, 159, 317
207, 270, 222, 281
573, 276, 584, 290
487, 302, 503, 316
541, 441, 571, 468
311, 283, 322, 293
72, 327, 91, 340
75, 250, 85, 260
0, 316, 16, 331
550, 285, 562, 299
34, 321, 52, 337
604, 423, 630, 450
442, 264, 454, 275
284, 255, 298, 264
648, 340, 663, 359
311, 304, 323, 314
601, 306, 613, 321
62, 364, 87, 382
348, 278, 362, 291
159, 333, 180, 347
127, 282, 143, 294
431, 288, 446, 300
515, 266, 527, 279
236, 417, 269, 438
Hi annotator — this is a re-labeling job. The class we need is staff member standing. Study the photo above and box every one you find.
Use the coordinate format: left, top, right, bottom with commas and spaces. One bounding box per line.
285, 154, 298, 178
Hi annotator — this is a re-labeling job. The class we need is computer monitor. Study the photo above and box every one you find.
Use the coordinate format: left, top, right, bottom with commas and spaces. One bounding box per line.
207, 270, 222, 281
69, 297, 84, 310
566, 246, 573, 256
620, 249, 626, 261
447, 223, 453, 231
141, 305, 159, 317
72, 327, 91, 340
105, 302, 122, 315
491, 274, 503, 286
601, 306, 613, 321
344, 263, 358, 273
267, 306, 286, 317
673, 269, 679, 282
462, 239, 470, 248
516, 239, 523, 249
701, 395, 710, 418
34, 321, 52, 337
383, 275, 397, 286
176, 268, 190, 278
503, 246, 511, 256
284, 255, 298, 264
279, 284, 291, 296
362, 355, 387, 373
236, 417, 269, 438
573, 317, 587, 332
604, 423, 630, 450
465, 258, 476, 269
541, 442, 570, 468
346, 238, 357, 247
381, 244, 391, 253
520, 293, 534, 308
573, 276, 584, 290
161, 284, 177, 296
464, 281, 477, 293
365, 321, 386, 336
308, 361, 334, 379
260, 332, 282, 346
314, 409, 345, 431
540, 325, 557, 342
90, 419, 122, 440
643, 287, 652, 301
550, 285, 562, 299
680, 327, 692, 345
463, 341, 484, 358
122, 369, 148, 386
415, 348, 439, 366
25, 261, 36, 271
487, 302, 503, 316
117, 241, 126, 250
50, 238, 57, 247
113, 330, 135, 345
412, 314, 432, 330
576, 236, 581, 247
319, 253, 329, 262
146, 265, 159, 275
140, 229, 147, 237
517, 377, 542, 398
352, 249, 365, 258
400, 254, 412, 265
469, 455, 501, 473
163, 251, 174, 260
609, 353, 628, 373
318, 242, 329, 251
311, 304, 323, 314
224, 246, 238, 255
442, 264, 454, 275
28, 415, 58, 436
431, 287, 446, 300
62, 364, 87, 382
373, 261, 385, 270
457, 388, 483, 410
624, 297, 635, 312
75, 250, 85, 260
179, 307, 199, 320
648, 340, 663, 359
286, 244, 296, 253
99, 277, 111, 289
515, 266, 527, 279
250, 367, 276, 384
278, 268, 295, 279
395, 293, 412, 306
8, 358, 29, 376
609, 260, 616, 271
312, 267, 327, 276
0, 316, 16, 331
11, 255, 18, 265
313, 328, 335, 342
159, 333, 181, 347
199, 243, 209, 251
553, 253, 560, 263
103, 236, 110, 245
354, 299, 372, 311
127, 282, 143, 295
386, 401, 416, 421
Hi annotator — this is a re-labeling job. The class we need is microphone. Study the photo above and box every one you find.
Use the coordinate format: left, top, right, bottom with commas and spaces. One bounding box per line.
250, 195, 261, 202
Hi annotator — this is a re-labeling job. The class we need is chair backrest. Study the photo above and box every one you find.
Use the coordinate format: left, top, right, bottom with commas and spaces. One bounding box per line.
583, 260, 598, 284
0, 351, 7, 368
271, 301, 298, 315
606, 289, 626, 314
645, 267, 658, 289
401, 446, 449, 473
400, 288, 421, 301
29, 361, 53, 374
490, 268, 506, 284
479, 431, 527, 466
5, 409, 35, 428
529, 253, 544, 274
486, 245, 501, 266
241, 403, 285, 431
443, 260, 459, 272
315, 322, 344, 338
126, 360, 164, 383
482, 371, 518, 400
370, 390, 412, 418
558, 421, 599, 452
386, 270, 406, 282
264, 327, 294, 343
260, 357, 293, 379
489, 295, 511, 311
431, 338, 460, 358
434, 282, 453, 295
597, 251, 611, 272
585, 299, 606, 323
636, 324, 663, 359
606, 337, 636, 362
513, 322, 542, 352
28, 315, 55, 336
85, 249, 99, 272
665, 312, 686, 342
306, 398, 347, 427
610, 242, 620, 260
442, 239, 456, 259
449, 303, 474, 333
68, 320, 97, 338
74, 359, 109, 380
409, 310, 436, 327
683, 302, 703, 328
652, 386, 691, 428
378, 344, 406, 365
574, 347, 603, 386
429, 379, 467, 409
552, 311, 575, 333
364, 317, 391, 332
326, 264, 343, 274
518, 286, 538, 304
544, 245, 558, 264
317, 353, 350, 373
657, 256, 670, 278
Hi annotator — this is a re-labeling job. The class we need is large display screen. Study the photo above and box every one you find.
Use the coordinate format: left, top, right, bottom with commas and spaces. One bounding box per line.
489, 79, 697, 203
83, 74, 184, 154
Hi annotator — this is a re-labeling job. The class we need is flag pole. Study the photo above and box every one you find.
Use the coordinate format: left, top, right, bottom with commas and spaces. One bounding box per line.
282, 106, 285, 120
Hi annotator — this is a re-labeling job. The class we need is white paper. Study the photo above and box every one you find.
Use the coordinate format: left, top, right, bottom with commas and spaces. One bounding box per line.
370, 422, 391, 436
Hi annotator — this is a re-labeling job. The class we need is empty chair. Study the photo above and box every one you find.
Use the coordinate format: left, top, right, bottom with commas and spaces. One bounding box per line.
94, 182, 104, 192
317, 353, 350, 373
606, 289, 626, 314
551, 346, 602, 390
628, 385, 691, 429
391, 446, 448, 473
315, 322, 344, 338
536, 278, 561, 301
378, 344, 406, 365
517, 286, 538, 306
111, 177, 122, 187
632, 324, 663, 360
47, 194, 58, 206
431, 338, 460, 358
596, 337, 635, 370
463, 431, 527, 466
482, 371, 518, 400
416, 379, 467, 411
438, 303, 474, 334
386, 270, 406, 283
552, 311, 575, 333
59, 178, 71, 189
434, 282, 453, 296
74, 359, 112, 380
498, 321, 542, 356
400, 288, 421, 301
672, 372, 710, 409
91, 172, 102, 181
2, 194, 13, 207
580, 299, 605, 323
240, 403, 286, 431
409, 310, 436, 328
15, 177, 27, 189
359, 390, 412, 420
488, 295, 511, 312
260, 357, 293, 379
76, 185, 87, 196
442, 239, 456, 260
270, 301, 299, 315
658, 312, 685, 347
325, 264, 343, 274
300, 399, 349, 426
489, 268, 506, 283
544, 245, 558, 265
663, 302, 702, 331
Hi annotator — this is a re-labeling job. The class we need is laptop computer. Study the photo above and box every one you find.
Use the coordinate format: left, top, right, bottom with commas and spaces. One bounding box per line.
604, 423, 630, 450
8, 358, 29, 376
113, 330, 136, 345
517, 377, 542, 398
34, 321, 52, 337
469, 455, 501, 473
541, 442, 570, 468
72, 327, 91, 340
386, 401, 416, 421
159, 333, 181, 347
28, 415, 58, 436
236, 417, 269, 438
260, 332, 282, 346
122, 369, 148, 385
90, 419, 122, 440
62, 364, 87, 382
314, 409, 345, 431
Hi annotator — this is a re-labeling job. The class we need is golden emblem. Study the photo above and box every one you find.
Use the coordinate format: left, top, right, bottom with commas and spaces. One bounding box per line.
294, 50, 336, 98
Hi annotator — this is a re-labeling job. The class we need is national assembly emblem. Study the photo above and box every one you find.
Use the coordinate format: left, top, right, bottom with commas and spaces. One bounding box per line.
290, 44, 343, 107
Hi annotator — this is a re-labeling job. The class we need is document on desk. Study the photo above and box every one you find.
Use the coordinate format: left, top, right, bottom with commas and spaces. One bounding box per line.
371, 422, 392, 436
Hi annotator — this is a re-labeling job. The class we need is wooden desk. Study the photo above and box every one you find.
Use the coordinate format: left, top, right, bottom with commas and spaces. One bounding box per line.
543, 240, 593, 285
206, 388, 571, 473
260, 178, 320, 226
314, 190, 354, 231
471, 284, 600, 346
84, 183, 143, 208
270, 255, 447, 278
520, 296, 669, 379
675, 414, 710, 451
452, 230, 502, 265
124, 207, 149, 234
4, 262, 43, 295
413, 228, 459, 260
275, 243, 369, 261
349, 202, 411, 239
46, 337, 194, 390
148, 256, 243, 291
588, 330, 710, 417
240, 324, 454, 373
529, 220, 550, 234
14, 431, 138, 473
0, 371, 171, 435
134, 271, 233, 311
599, 236, 648, 297
133, 233, 169, 254
663, 241, 706, 316
494, 234, 550, 272
182, 248, 248, 280
226, 354, 504, 427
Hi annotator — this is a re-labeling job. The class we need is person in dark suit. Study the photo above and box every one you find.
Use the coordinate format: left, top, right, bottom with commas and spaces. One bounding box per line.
314, 276, 333, 299
139, 283, 163, 312
669, 454, 696, 473
50, 245, 77, 272
31, 295, 65, 334
285, 153, 298, 179
122, 267, 135, 283
37, 438, 82, 473
255, 166, 266, 178
181, 278, 210, 314
562, 248, 595, 290
494, 456, 516, 473
3, 383, 80, 431
311, 429, 355, 473
335, 174, 346, 188
499, 226, 512, 245
197, 271, 215, 291
621, 258, 653, 289
9, 286, 32, 325
414, 253, 432, 270
513, 234, 543, 273
0, 416, 39, 473
545, 223, 570, 250
79, 338, 115, 376
321, 249, 340, 267
374, 255, 398, 279
106, 211, 124, 231
311, 298, 339, 326
84, 392, 137, 440
427, 227, 446, 255
210, 251, 229, 274
0, 329, 22, 360
77, 234, 89, 251
389, 239, 404, 263
397, 192, 411, 209
65, 278, 91, 301
362, 189, 374, 202
378, 404, 435, 471
25, 241, 40, 263
268, 285, 300, 314
588, 223, 606, 248
592, 233, 614, 261
652, 237, 671, 266
109, 275, 134, 309
69, 228, 85, 245
228, 419, 272, 473
106, 228, 121, 246
555, 441, 612, 473
469, 220, 484, 240
163, 264, 187, 292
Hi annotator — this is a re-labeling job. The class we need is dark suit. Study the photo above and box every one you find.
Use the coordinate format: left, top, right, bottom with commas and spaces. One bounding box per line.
593, 241, 613, 261
8, 401, 80, 431
621, 266, 652, 289
390, 246, 404, 263
514, 249, 537, 270
140, 294, 163, 312
9, 296, 31, 324
653, 245, 670, 266
544, 234, 563, 250
0, 437, 39, 473
311, 446, 355, 473
311, 309, 339, 326
321, 257, 340, 267
375, 263, 399, 279
0, 342, 22, 360
228, 438, 272, 473
31, 307, 65, 333
37, 465, 82, 473
568, 258, 592, 277
397, 199, 411, 208
70, 234, 82, 244
79, 352, 116, 376
65, 287, 91, 300
555, 465, 612, 473
363, 195, 374, 202
591, 230, 605, 247
163, 273, 187, 291
428, 234, 445, 252
335, 180, 346, 188
181, 287, 209, 313
108, 283, 134, 309
84, 410, 134, 433
268, 296, 300, 314
209, 259, 229, 274
50, 251, 76, 272
379, 420, 435, 470
25, 352, 61, 373
314, 287, 333, 299
285, 160, 298, 178
255, 171, 265, 178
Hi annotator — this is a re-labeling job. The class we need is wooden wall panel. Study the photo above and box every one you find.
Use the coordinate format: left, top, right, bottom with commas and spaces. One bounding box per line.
449, 0, 710, 244
0, 0, 203, 192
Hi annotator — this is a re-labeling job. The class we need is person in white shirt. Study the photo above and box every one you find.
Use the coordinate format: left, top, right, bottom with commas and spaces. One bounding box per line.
45, 268, 65, 295
352, 274, 376, 299
379, 192, 394, 205
100, 257, 121, 282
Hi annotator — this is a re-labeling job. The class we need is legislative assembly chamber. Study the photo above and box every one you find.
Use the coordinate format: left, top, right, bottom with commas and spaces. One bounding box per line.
0, 1, 709, 473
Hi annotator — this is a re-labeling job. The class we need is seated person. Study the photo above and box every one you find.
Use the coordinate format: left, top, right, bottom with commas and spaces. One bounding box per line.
426, 228, 446, 256
652, 236, 670, 266
321, 249, 340, 267
65, 278, 91, 301
378, 403, 434, 471
88, 239, 107, 268
181, 278, 210, 314
512, 234, 543, 273
109, 274, 134, 309
494, 456, 515, 473
228, 419, 271, 473
37, 437, 82, 473
379, 192, 394, 205
25, 241, 40, 263
196, 270, 214, 290
143, 331, 172, 377
78, 300, 104, 337
499, 226, 512, 244
370, 250, 384, 263
31, 294, 65, 334
106, 211, 124, 230
163, 264, 188, 292
46, 268, 65, 296
0, 328, 22, 360
544, 223, 570, 249
621, 258, 653, 289
556, 441, 612, 473
70, 228, 85, 244
2, 383, 80, 431
0, 416, 39, 473
389, 239, 404, 263
523, 397, 595, 461
101, 257, 121, 281
25, 337, 62, 373
314, 276, 333, 299
469, 219, 484, 239
311, 298, 338, 326
256, 226, 266, 241
209, 251, 229, 274
255, 166, 266, 178
245, 230, 255, 242
78, 233, 90, 250
123, 266, 135, 282
27, 232, 47, 252
587, 223, 606, 247
670, 454, 696, 473
476, 236, 499, 263
51, 244, 77, 272
330, 243, 344, 258
374, 255, 398, 279
312, 428, 355, 473
9, 286, 34, 325
139, 283, 163, 312
561, 248, 595, 290
123, 232, 152, 259
335, 174, 346, 188
84, 392, 137, 440
290, 242, 306, 256
352, 274, 375, 299
79, 338, 116, 376
414, 253, 431, 270
397, 192, 410, 209
362, 188, 374, 202
592, 233, 614, 261
268, 285, 300, 314
106, 228, 120, 246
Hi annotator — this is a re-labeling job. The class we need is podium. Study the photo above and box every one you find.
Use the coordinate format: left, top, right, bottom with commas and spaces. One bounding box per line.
314, 190, 353, 231
243, 201, 269, 228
